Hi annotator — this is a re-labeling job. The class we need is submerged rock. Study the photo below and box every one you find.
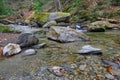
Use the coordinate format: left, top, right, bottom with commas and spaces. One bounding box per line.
3, 43, 21, 56
21, 49, 36, 56
77, 45, 102, 55
47, 26, 89, 43
48, 66, 67, 77
17, 33, 39, 48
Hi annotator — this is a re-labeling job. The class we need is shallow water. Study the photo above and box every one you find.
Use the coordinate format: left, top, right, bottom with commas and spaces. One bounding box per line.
0, 29, 120, 79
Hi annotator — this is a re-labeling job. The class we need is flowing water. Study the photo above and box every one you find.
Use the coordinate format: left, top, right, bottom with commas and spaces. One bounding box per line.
0, 28, 120, 79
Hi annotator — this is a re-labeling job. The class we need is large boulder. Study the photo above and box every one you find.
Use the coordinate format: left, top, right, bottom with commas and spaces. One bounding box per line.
3, 43, 21, 56
17, 33, 39, 48
26, 12, 70, 23
47, 26, 89, 43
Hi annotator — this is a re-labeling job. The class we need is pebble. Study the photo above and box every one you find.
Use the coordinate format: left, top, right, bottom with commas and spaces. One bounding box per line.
79, 64, 87, 70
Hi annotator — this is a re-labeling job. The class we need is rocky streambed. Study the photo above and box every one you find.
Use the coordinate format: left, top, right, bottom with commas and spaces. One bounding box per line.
0, 27, 120, 80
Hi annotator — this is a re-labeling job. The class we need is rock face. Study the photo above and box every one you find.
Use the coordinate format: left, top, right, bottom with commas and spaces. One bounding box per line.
47, 26, 89, 43
77, 45, 102, 55
3, 43, 21, 56
17, 33, 39, 48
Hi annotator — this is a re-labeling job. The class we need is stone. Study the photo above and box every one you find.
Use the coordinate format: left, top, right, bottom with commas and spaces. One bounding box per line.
3, 43, 21, 56
26, 12, 70, 23
88, 25, 106, 32
32, 43, 46, 49
21, 49, 36, 56
47, 26, 89, 43
79, 64, 87, 70
43, 20, 57, 28
48, 66, 66, 77
77, 45, 102, 55
17, 33, 39, 48
89, 21, 120, 30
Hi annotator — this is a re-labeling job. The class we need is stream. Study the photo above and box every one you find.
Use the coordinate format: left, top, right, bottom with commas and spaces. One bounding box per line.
0, 25, 120, 80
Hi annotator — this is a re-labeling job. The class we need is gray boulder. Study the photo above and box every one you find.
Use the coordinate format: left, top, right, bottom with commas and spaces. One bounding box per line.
47, 26, 89, 43
17, 33, 39, 48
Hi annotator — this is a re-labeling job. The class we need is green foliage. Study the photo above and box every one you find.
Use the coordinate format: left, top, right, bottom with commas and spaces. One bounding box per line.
0, 26, 13, 33
0, 0, 13, 15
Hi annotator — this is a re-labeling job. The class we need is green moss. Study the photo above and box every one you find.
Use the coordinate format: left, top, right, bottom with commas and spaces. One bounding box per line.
34, 12, 49, 22
0, 26, 13, 33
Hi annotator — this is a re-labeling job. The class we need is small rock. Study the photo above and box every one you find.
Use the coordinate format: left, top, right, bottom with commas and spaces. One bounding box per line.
3, 43, 21, 56
77, 45, 102, 55
48, 66, 67, 77
105, 74, 115, 79
21, 49, 36, 56
17, 33, 39, 48
32, 43, 46, 49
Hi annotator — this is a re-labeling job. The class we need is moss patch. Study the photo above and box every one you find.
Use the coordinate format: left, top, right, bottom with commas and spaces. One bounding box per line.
34, 12, 49, 22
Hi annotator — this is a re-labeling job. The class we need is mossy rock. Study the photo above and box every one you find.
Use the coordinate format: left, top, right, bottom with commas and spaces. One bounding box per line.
26, 12, 70, 22
88, 25, 106, 32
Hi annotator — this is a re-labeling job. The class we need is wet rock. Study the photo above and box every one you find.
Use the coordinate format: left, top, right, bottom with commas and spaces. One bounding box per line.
77, 45, 102, 55
43, 20, 57, 28
21, 49, 36, 56
3, 43, 21, 56
47, 26, 89, 43
17, 33, 39, 48
32, 43, 46, 49
48, 66, 67, 77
